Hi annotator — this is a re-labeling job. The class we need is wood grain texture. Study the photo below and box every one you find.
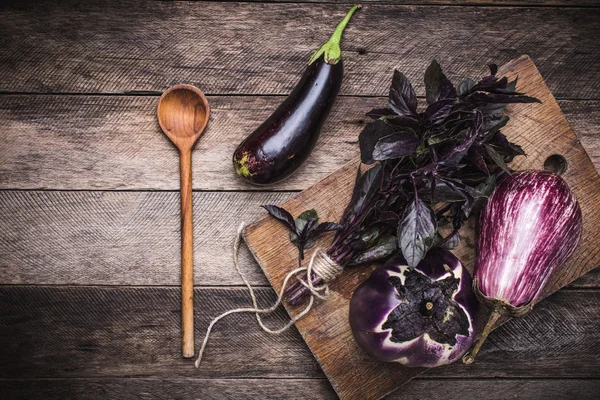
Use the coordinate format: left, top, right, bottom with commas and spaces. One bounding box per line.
0, 95, 362, 190
0, 286, 597, 379
179, 149, 195, 357
244, 57, 600, 399
0, 191, 291, 286
0, 95, 598, 191
207, 0, 600, 5
2, 378, 599, 400
1, 190, 598, 287
0, 2, 598, 98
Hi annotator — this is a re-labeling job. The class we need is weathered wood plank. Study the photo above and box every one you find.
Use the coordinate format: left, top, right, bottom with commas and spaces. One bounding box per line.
0, 2, 598, 98
1, 95, 598, 191
0, 286, 598, 379
180, 1, 600, 6
0, 191, 290, 286
0, 190, 597, 287
1, 378, 599, 400
0, 95, 362, 191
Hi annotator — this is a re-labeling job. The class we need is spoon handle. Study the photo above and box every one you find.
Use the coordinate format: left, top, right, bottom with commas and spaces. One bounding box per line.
180, 149, 195, 358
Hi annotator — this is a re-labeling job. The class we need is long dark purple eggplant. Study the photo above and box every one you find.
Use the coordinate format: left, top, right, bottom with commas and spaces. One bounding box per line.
233, 5, 361, 185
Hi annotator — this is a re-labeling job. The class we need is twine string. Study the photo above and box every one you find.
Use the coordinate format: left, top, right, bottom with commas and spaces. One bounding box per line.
194, 222, 343, 368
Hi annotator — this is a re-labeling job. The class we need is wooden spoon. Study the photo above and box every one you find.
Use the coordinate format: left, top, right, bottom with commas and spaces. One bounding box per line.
157, 84, 210, 358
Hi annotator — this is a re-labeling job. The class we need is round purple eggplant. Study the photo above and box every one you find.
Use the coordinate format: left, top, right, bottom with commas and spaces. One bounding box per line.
232, 5, 360, 185
349, 247, 479, 367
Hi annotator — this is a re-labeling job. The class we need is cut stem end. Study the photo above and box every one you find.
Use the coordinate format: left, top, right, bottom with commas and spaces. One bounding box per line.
462, 309, 502, 365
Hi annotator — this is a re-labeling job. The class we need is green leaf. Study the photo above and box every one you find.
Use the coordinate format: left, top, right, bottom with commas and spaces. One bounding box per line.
294, 209, 318, 233
290, 209, 319, 258
457, 78, 475, 96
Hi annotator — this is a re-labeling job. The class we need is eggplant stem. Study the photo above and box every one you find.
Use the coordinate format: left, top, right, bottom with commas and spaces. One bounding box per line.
308, 4, 361, 65
462, 308, 502, 364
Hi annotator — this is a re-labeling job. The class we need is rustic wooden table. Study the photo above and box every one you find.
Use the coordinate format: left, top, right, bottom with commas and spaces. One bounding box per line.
1, 1, 599, 399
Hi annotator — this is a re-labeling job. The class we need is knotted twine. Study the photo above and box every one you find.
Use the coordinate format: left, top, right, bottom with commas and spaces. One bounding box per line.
194, 222, 343, 368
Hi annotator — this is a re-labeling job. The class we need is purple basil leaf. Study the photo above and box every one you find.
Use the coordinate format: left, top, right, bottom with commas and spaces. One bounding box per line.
262, 205, 297, 233
509, 142, 526, 156
290, 209, 319, 258
468, 174, 498, 216
460, 186, 485, 218
418, 179, 466, 202
387, 115, 422, 132
398, 195, 437, 267
482, 115, 510, 137
474, 76, 521, 96
294, 209, 318, 237
372, 129, 420, 161
301, 217, 318, 239
425, 100, 454, 124
480, 102, 508, 119
439, 111, 482, 167
467, 92, 541, 105
366, 108, 396, 120
347, 234, 398, 266
374, 211, 400, 227
475, 174, 497, 197
489, 131, 511, 148
489, 144, 521, 164
488, 64, 499, 75
343, 164, 383, 224
312, 222, 343, 236
361, 227, 381, 247
359, 120, 396, 164
473, 75, 509, 94
466, 145, 490, 174
389, 70, 418, 117
440, 230, 461, 250
424, 60, 457, 104
484, 144, 512, 176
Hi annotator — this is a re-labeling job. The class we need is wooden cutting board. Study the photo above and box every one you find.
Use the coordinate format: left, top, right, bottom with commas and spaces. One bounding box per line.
243, 56, 600, 400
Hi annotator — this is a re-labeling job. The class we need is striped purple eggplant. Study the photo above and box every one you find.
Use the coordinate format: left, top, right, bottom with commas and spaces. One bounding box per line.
463, 170, 582, 364
349, 248, 479, 367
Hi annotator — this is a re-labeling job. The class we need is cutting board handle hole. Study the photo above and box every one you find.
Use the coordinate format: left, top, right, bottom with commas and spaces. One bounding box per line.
544, 154, 568, 175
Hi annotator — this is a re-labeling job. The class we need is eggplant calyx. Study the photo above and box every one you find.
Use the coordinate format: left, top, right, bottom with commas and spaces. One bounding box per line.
382, 269, 470, 347
463, 277, 535, 365
308, 4, 361, 66
233, 152, 256, 178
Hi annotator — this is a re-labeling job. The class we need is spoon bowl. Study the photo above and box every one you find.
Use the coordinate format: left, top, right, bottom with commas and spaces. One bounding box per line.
157, 84, 210, 358
157, 84, 210, 150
